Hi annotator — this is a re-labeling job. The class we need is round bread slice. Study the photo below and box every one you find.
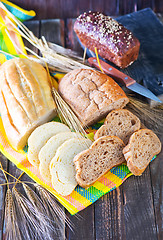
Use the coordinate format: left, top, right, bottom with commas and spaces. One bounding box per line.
123, 129, 161, 176
50, 138, 92, 196
39, 132, 82, 182
94, 109, 141, 144
28, 122, 70, 167
74, 136, 125, 188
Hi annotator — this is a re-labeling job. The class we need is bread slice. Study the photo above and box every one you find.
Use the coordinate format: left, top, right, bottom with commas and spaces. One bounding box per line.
39, 132, 82, 182
28, 122, 70, 167
94, 109, 141, 144
74, 136, 125, 188
50, 138, 92, 196
123, 129, 161, 176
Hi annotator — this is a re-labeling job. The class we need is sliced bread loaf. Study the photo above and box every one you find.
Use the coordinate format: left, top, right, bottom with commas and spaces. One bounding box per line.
94, 109, 141, 144
74, 136, 125, 188
28, 122, 70, 167
50, 138, 92, 196
39, 132, 82, 182
123, 129, 161, 176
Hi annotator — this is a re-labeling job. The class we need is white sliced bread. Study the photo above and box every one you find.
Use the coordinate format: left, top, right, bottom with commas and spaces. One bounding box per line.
94, 109, 141, 144
74, 136, 125, 188
123, 129, 161, 176
28, 122, 70, 167
50, 138, 92, 196
39, 132, 82, 182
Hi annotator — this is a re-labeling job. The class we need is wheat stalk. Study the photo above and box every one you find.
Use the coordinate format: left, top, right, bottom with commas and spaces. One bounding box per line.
0, 164, 73, 239
0, 1, 92, 73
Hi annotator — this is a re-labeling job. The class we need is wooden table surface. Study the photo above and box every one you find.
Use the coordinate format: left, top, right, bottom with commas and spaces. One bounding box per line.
0, 17, 163, 240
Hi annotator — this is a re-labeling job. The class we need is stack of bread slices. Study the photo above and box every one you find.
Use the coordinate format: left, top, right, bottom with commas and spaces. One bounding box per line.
27, 108, 161, 196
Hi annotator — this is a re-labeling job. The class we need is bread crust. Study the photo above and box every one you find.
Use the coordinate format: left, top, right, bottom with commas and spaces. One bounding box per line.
94, 109, 141, 144
58, 69, 129, 127
0, 59, 57, 150
123, 129, 161, 176
74, 135, 125, 188
74, 12, 140, 68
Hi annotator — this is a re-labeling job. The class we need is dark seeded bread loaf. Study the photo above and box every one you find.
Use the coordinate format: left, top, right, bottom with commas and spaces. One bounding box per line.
74, 12, 140, 68
74, 136, 125, 187
58, 69, 129, 127
123, 129, 161, 176
94, 109, 141, 144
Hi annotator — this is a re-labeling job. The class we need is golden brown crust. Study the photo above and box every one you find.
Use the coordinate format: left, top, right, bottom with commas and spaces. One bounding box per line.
0, 59, 57, 150
58, 69, 129, 127
74, 135, 125, 188
94, 109, 141, 144
123, 129, 162, 176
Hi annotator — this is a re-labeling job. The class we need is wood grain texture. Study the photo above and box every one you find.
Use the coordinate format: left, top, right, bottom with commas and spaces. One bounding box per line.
10, 0, 163, 19
122, 169, 158, 240
40, 19, 65, 47
95, 187, 126, 240
0, 153, 8, 240
66, 205, 95, 240
149, 132, 163, 240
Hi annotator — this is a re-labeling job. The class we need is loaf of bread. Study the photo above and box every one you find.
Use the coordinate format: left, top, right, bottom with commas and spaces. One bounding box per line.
58, 69, 129, 127
74, 136, 125, 188
28, 122, 70, 167
0, 58, 57, 150
94, 109, 141, 144
39, 132, 82, 182
74, 12, 140, 68
50, 138, 92, 196
123, 129, 161, 176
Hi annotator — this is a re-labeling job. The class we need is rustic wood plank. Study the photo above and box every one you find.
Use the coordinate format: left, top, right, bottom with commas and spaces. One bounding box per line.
150, 131, 163, 240
24, 20, 40, 54
137, 0, 155, 10
10, 0, 163, 19
0, 154, 8, 240
40, 19, 65, 47
122, 169, 158, 240
119, 0, 137, 15
66, 205, 95, 240
66, 19, 83, 55
154, 0, 163, 13
95, 187, 126, 240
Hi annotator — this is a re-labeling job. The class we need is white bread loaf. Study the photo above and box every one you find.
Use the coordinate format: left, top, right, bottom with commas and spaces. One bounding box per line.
0, 58, 57, 150
74, 136, 125, 188
94, 109, 141, 144
123, 129, 161, 176
39, 132, 82, 182
50, 138, 92, 196
28, 122, 70, 167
